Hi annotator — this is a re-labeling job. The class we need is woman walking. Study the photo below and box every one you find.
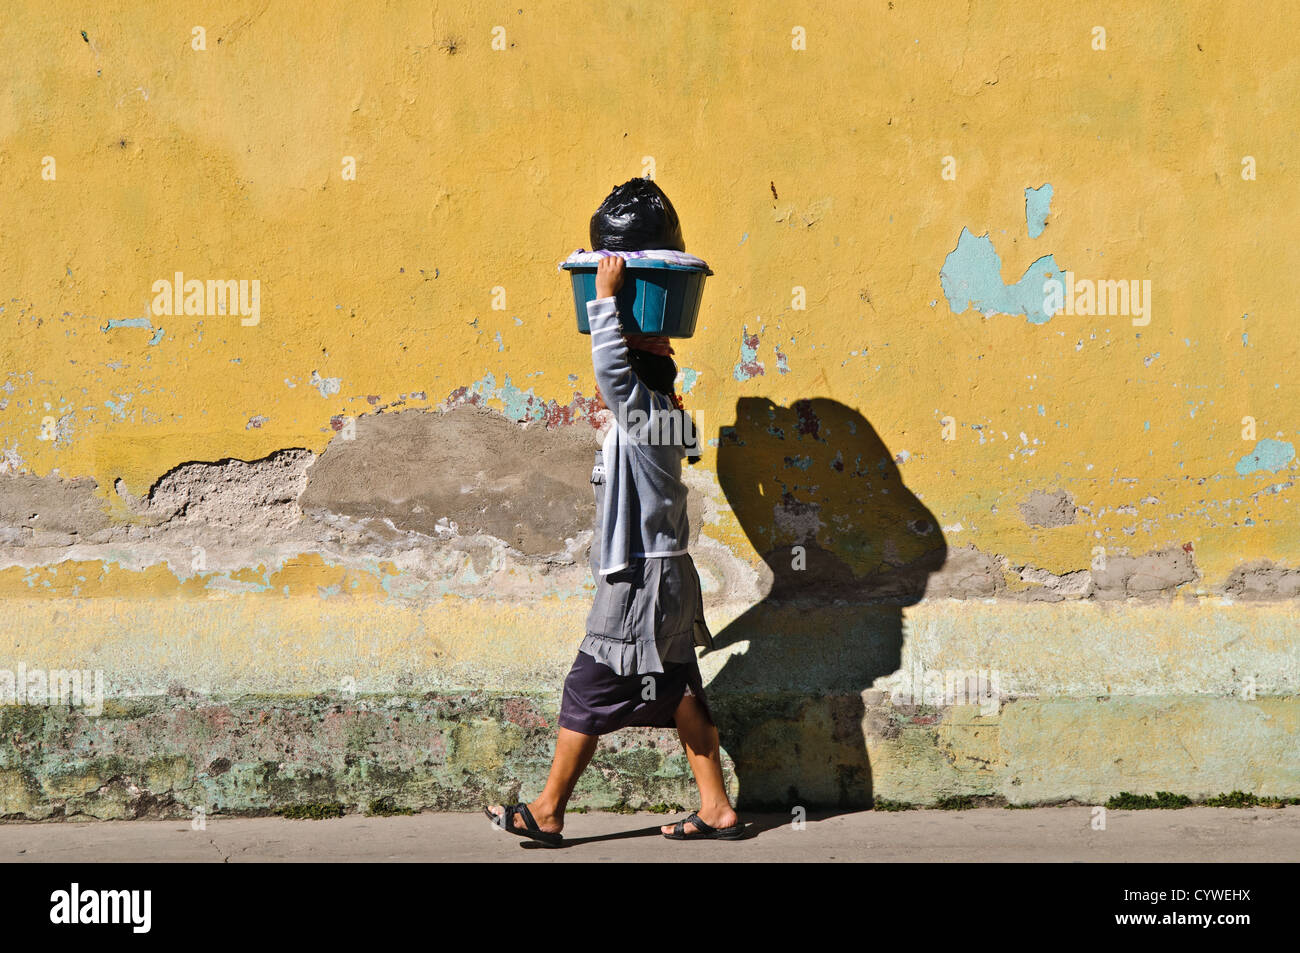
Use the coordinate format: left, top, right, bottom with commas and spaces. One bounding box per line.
485, 254, 742, 846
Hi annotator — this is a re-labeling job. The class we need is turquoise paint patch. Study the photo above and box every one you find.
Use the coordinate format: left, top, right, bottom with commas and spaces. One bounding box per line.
148, 328, 164, 346
681, 367, 698, 393
1025, 183, 1053, 239
456, 370, 602, 426
469, 371, 545, 423
940, 227, 1066, 325
1235, 438, 1296, 476
381, 571, 430, 599
103, 317, 152, 330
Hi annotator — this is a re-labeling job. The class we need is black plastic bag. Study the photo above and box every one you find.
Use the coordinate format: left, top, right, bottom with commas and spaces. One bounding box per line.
589, 177, 685, 252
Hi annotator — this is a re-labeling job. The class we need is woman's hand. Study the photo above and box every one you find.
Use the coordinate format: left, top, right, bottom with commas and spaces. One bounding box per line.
594, 255, 626, 298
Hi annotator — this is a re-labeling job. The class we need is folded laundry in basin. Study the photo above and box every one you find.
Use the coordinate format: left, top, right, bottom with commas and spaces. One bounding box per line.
557, 248, 711, 271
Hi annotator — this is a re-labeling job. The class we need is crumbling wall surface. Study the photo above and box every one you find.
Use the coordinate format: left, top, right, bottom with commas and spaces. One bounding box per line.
2, 1, 1299, 817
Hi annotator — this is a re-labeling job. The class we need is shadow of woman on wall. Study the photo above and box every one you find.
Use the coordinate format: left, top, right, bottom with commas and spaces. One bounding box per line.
703, 396, 948, 812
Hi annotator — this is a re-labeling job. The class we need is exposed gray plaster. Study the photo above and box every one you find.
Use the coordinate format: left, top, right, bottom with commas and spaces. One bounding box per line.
1018, 488, 1077, 528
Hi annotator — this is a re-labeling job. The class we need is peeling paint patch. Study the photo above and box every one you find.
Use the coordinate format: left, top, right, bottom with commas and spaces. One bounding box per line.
102, 317, 152, 331
130, 449, 315, 531
793, 400, 821, 439
1224, 559, 1300, 599
923, 544, 1004, 599
0, 472, 112, 537
1091, 546, 1200, 599
0, 443, 25, 475
1235, 438, 1295, 476
442, 372, 602, 429
1018, 565, 1092, 599
300, 406, 597, 555
1019, 489, 1077, 527
310, 371, 342, 398
733, 325, 765, 380
1025, 183, 1052, 238
104, 395, 132, 420
940, 227, 1066, 325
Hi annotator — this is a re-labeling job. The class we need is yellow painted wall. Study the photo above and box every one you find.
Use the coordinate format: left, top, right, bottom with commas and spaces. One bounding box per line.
1, 2, 1297, 604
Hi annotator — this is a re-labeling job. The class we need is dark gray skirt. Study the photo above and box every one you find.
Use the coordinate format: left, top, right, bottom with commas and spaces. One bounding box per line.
557, 650, 715, 735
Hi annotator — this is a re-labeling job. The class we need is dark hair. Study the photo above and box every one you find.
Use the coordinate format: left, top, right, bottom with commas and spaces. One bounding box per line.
627, 349, 678, 396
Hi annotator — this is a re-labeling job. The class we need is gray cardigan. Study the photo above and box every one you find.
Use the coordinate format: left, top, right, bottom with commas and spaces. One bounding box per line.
587, 296, 700, 575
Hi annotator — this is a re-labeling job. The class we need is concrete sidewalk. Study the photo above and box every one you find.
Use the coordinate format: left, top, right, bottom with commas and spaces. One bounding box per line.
1, 807, 1297, 862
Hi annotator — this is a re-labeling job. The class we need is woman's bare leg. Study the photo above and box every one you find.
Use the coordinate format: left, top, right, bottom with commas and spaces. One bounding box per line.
488, 727, 598, 834
663, 692, 739, 835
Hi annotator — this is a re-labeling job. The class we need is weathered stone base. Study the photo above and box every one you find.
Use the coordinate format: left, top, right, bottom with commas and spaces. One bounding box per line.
3, 693, 1297, 820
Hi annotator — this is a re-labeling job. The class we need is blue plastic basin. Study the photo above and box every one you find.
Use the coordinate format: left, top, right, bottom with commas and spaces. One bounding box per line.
562, 258, 713, 337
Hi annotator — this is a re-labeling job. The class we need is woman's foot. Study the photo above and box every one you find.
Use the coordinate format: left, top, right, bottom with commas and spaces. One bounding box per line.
661, 804, 738, 836
486, 800, 564, 835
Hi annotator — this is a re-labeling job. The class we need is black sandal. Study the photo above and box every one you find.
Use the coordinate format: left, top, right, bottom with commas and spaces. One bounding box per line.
663, 811, 744, 840
484, 803, 563, 847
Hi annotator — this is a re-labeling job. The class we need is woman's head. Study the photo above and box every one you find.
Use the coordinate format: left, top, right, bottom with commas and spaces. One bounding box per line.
592, 345, 676, 410
626, 348, 678, 396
